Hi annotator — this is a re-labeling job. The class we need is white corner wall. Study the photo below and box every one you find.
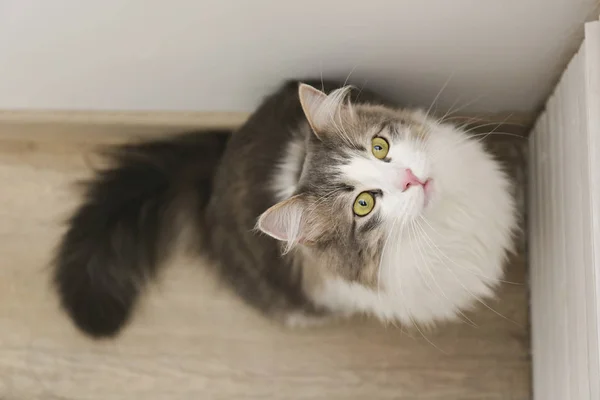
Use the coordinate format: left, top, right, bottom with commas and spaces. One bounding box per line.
0, 0, 598, 112
529, 17, 600, 400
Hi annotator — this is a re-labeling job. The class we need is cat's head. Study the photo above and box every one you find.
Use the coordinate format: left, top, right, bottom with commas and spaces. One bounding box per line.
257, 83, 515, 296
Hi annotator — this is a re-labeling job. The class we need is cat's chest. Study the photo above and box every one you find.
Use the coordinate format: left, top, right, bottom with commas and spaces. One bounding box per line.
309, 276, 399, 318
307, 238, 503, 325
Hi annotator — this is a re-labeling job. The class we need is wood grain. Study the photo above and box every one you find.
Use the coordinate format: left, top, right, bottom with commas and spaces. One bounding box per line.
0, 122, 531, 400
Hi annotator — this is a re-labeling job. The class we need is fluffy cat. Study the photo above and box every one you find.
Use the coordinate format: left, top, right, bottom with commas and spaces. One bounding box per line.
53, 80, 518, 338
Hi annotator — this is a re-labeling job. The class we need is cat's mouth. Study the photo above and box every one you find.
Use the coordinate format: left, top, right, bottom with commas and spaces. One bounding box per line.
422, 179, 433, 206
400, 169, 433, 207
404, 178, 433, 208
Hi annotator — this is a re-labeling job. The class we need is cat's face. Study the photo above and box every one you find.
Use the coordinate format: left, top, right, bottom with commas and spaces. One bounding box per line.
258, 83, 514, 293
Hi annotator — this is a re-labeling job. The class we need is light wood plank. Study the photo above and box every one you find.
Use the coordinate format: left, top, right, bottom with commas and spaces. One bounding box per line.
0, 123, 530, 400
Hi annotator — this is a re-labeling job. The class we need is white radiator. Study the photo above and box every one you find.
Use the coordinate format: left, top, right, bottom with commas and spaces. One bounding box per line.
529, 16, 600, 400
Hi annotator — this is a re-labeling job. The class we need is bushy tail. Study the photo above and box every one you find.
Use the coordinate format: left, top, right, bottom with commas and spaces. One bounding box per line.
53, 130, 230, 338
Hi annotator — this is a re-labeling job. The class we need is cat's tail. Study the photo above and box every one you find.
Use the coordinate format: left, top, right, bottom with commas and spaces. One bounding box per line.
53, 130, 230, 338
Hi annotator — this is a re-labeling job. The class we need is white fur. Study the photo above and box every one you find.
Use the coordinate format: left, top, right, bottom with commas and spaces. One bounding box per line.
273, 120, 515, 327
312, 120, 516, 326
267, 86, 516, 327
263, 137, 308, 251
339, 125, 432, 220
272, 138, 305, 201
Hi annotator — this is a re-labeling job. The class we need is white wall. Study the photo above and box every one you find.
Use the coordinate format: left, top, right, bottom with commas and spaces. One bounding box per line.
0, 0, 598, 113
529, 18, 600, 399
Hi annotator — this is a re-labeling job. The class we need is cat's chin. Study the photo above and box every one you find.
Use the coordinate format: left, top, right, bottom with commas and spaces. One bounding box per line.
389, 183, 434, 220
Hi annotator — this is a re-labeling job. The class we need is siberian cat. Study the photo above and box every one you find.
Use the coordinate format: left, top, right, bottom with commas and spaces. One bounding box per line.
53, 80, 518, 338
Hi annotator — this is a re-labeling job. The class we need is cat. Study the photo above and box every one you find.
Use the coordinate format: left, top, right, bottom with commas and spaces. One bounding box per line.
53, 79, 518, 338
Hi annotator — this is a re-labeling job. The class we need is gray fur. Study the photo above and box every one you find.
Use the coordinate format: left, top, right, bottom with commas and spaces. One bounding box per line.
52, 79, 525, 338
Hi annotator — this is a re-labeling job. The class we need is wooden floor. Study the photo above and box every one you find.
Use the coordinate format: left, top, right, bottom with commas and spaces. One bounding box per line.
0, 121, 531, 400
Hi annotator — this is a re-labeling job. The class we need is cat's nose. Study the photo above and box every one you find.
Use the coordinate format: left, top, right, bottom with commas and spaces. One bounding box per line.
399, 168, 424, 192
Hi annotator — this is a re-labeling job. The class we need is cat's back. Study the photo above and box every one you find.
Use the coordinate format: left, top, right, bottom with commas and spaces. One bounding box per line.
203, 80, 337, 317
202, 79, 403, 320
209, 80, 339, 225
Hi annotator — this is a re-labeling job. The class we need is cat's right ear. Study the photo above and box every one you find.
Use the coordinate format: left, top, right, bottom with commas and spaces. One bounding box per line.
298, 84, 330, 139
257, 194, 322, 250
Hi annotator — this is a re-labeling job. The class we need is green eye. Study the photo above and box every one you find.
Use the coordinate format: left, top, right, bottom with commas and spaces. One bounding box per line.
353, 192, 375, 216
371, 137, 389, 159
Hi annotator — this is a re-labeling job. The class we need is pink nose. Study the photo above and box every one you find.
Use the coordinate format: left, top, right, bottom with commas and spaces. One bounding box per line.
399, 168, 424, 192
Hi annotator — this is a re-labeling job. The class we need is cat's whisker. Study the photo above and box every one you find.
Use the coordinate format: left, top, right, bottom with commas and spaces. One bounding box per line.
319, 68, 324, 92
418, 215, 522, 286
377, 217, 397, 303
308, 189, 349, 238
459, 113, 526, 129
471, 131, 526, 140
421, 136, 433, 158
322, 86, 354, 147
460, 120, 506, 133
384, 314, 419, 342
298, 189, 347, 245
410, 219, 478, 328
460, 115, 514, 146
346, 97, 356, 120
378, 201, 411, 302
396, 321, 419, 340
342, 66, 358, 88
332, 103, 354, 146
410, 130, 428, 154
407, 220, 445, 308
473, 125, 517, 147
328, 113, 350, 147
435, 94, 486, 125
428, 126, 519, 164
443, 115, 527, 129
313, 186, 348, 206
310, 188, 345, 210
414, 217, 521, 327
433, 97, 462, 126
424, 72, 454, 123
386, 204, 414, 301
425, 122, 512, 158
425, 122, 494, 161
405, 311, 447, 354
412, 220, 478, 328
354, 78, 370, 103
396, 217, 446, 354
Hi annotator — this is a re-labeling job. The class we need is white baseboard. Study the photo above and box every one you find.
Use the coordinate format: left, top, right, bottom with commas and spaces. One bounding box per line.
0, 110, 249, 128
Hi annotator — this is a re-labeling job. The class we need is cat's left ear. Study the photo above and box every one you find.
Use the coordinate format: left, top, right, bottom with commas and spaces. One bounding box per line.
298, 84, 335, 139
257, 194, 322, 248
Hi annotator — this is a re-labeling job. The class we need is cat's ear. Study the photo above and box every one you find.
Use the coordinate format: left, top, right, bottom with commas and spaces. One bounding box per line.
257, 194, 321, 249
298, 84, 331, 138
